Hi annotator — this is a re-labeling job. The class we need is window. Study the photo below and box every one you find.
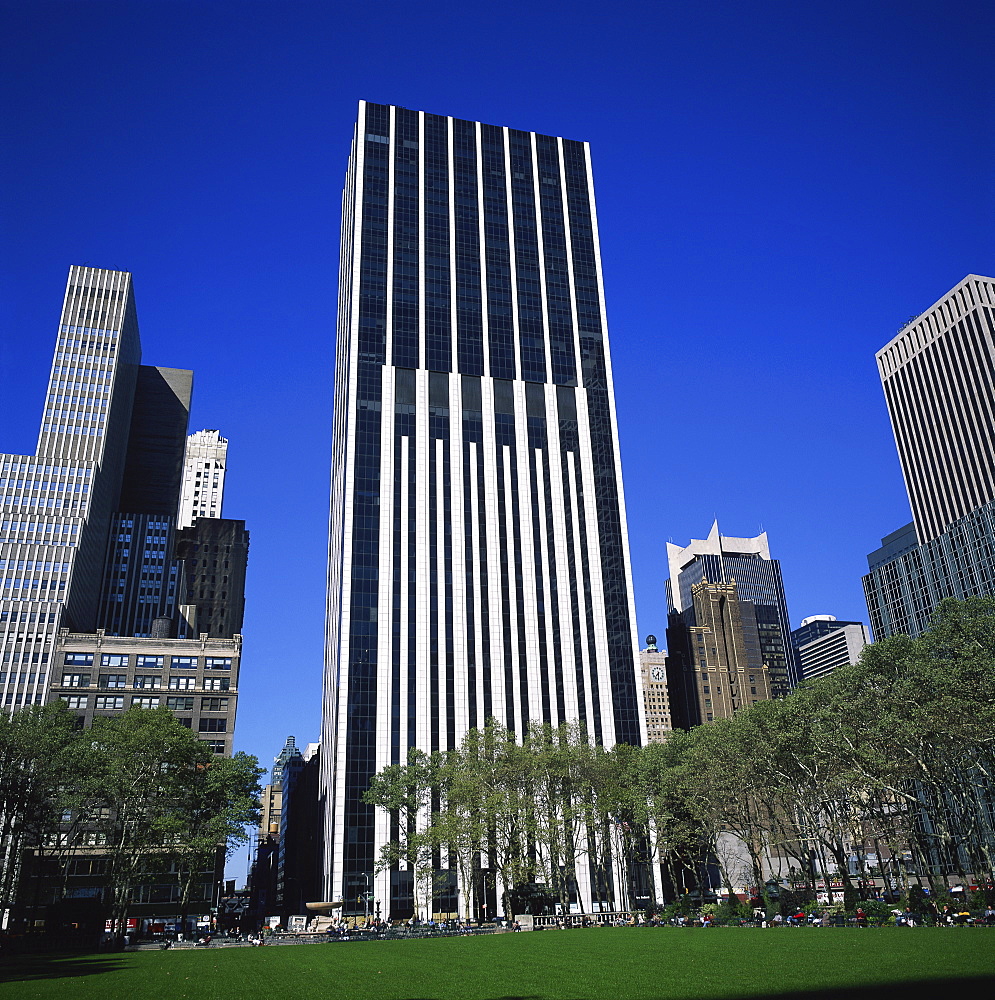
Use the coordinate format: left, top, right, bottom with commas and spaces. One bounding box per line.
166, 696, 194, 711
62, 695, 87, 709
171, 656, 197, 670
98, 674, 127, 689
132, 696, 160, 709
101, 654, 128, 667
61, 673, 90, 688
95, 695, 124, 710
177, 717, 192, 728
133, 675, 161, 689
205, 657, 231, 670
204, 740, 226, 754
203, 678, 229, 691
200, 697, 228, 712
136, 655, 163, 669
198, 718, 227, 733
63, 653, 93, 666
168, 676, 196, 691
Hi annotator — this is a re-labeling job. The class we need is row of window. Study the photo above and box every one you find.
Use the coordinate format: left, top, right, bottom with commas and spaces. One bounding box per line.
60, 674, 230, 691
63, 693, 230, 725
64, 653, 232, 669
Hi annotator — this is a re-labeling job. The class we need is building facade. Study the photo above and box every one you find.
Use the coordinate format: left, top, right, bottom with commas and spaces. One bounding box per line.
638, 636, 671, 741
665, 580, 773, 729
178, 430, 228, 528
666, 522, 796, 694
49, 629, 239, 755
790, 615, 869, 682
3, 267, 148, 711
863, 275, 995, 638
323, 102, 645, 918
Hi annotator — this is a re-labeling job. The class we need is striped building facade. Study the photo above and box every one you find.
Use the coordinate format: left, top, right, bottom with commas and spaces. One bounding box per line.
322, 102, 645, 917
864, 275, 995, 638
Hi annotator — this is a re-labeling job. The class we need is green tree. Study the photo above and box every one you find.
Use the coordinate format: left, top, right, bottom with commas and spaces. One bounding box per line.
0, 703, 86, 917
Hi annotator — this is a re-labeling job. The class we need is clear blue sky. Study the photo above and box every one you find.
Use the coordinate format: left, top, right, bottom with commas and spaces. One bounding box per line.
2, 0, 993, 831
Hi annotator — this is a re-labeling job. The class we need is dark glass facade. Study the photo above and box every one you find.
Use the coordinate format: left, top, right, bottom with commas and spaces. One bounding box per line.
324, 103, 644, 918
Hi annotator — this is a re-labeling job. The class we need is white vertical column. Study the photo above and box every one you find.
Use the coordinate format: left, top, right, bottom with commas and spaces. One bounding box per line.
475, 124, 490, 379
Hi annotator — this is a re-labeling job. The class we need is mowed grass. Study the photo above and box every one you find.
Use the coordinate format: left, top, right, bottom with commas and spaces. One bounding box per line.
3, 928, 994, 1000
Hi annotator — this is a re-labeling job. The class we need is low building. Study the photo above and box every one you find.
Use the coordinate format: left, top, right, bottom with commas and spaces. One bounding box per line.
49, 628, 240, 755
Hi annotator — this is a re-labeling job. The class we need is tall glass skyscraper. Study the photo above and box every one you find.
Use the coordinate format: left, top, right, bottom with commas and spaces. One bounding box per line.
323, 102, 645, 917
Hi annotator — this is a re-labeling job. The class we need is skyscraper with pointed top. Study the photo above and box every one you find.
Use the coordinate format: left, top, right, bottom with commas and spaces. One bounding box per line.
322, 102, 645, 918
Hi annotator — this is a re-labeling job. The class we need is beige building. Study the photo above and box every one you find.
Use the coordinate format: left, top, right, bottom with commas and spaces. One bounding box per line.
665, 580, 773, 729
50, 628, 240, 755
639, 637, 672, 741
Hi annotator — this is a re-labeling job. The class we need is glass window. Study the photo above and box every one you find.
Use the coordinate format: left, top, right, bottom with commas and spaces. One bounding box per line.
62, 695, 87, 709
133, 676, 161, 689
101, 654, 128, 667
136, 655, 163, 669
98, 674, 127, 689
63, 653, 93, 666
204, 657, 231, 670
203, 678, 229, 691
166, 696, 194, 711
61, 674, 90, 688
171, 656, 197, 670
200, 697, 229, 712
95, 695, 124, 710
198, 718, 227, 733
168, 676, 196, 691
132, 696, 160, 709
204, 740, 226, 754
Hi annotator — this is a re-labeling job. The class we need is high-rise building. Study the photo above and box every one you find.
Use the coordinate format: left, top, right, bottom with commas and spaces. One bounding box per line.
1, 265, 247, 713
178, 430, 228, 528
863, 275, 995, 638
638, 636, 672, 741
3, 267, 148, 711
665, 580, 774, 729
790, 615, 869, 682
322, 102, 645, 918
666, 522, 796, 694
5, 267, 249, 933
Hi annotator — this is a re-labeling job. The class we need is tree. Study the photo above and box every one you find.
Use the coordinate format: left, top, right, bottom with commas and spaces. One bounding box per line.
0, 703, 86, 918
163, 751, 263, 930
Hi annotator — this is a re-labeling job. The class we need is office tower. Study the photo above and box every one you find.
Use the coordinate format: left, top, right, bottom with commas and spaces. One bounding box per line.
863, 275, 995, 638
790, 615, 869, 682
277, 741, 321, 920
666, 580, 774, 729
666, 522, 796, 694
179, 430, 228, 528
323, 102, 645, 918
2, 267, 144, 711
639, 636, 672, 741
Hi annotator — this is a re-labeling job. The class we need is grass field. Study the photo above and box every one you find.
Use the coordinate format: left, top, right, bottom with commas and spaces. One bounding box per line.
3, 928, 994, 1000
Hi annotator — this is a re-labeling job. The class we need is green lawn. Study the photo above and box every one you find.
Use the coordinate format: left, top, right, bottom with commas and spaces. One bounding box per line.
3, 928, 994, 1000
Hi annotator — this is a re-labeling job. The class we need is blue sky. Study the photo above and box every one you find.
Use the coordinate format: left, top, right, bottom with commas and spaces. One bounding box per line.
2, 0, 993, 868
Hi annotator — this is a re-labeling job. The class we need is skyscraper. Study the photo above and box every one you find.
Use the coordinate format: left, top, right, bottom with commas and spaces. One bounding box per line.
665, 580, 774, 728
790, 615, 869, 682
6, 266, 248, 931
2, 267, 145, 710
863, 275, 995, 638
666, 522, 796, 694
178, 429, 228, 528
323, 102, 645, 918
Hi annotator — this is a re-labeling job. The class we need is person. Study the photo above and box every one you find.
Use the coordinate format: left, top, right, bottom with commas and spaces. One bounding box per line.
855, 907, 868, 928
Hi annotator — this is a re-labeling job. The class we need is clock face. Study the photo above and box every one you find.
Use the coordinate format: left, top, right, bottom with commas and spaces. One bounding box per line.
650, 666, 665, 682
